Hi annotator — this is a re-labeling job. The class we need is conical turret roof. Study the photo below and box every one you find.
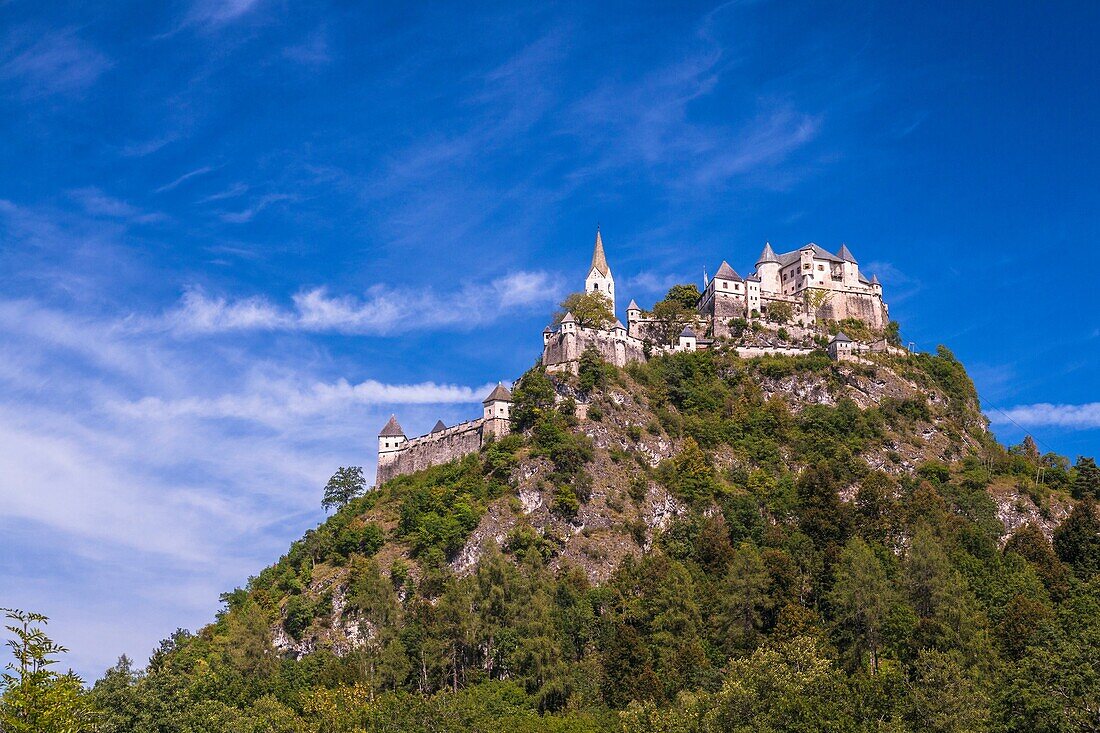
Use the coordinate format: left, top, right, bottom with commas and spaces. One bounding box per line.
837, 244, 857, 263
831, 331, 852, 343
870, 273, 880, 285
483, 382, 513, 403
379, 414, 405, 437
590, 228, 610, 276
431, 420, 447, 433
756, 242, 779, 264
627, 298, 640, 311
680, 326, 696, 338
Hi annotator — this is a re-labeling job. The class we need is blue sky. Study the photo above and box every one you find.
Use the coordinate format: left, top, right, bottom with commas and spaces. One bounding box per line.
1, 0, 1098, 680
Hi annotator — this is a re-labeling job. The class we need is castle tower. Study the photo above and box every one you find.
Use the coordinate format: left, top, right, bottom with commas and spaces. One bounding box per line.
482, 382, 513, 439
837, 244, 859, 286
585, 227, 615, 314
378, 414, 406, 468
755, 242, 780, 294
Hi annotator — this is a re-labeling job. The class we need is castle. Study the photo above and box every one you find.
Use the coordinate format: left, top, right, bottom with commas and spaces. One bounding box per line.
377, 228, 894, 485
542, 228, 892, 372
375, 383, 513, 486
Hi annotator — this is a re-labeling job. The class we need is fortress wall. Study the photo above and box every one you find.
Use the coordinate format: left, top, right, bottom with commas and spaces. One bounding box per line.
543, 329, 646, 371
820, 292, 887, 329
376, 419, 485, 485
734, 346, 816, 358
709, 292, 748, 338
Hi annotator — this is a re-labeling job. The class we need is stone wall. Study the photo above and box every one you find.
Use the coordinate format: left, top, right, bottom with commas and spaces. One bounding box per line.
375, 419, 486, 486
817, 291, 888, 329
543, 328, 647, 372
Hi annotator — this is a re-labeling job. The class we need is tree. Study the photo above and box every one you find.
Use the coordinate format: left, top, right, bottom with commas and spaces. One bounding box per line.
803, 288, 831, 320
1053, 496, 1100, 580
0, 609, 97, 733
556, 291, 614, 330
323, 466, 366, 511
1072, 456, 1100, 499
827, 537, 896, 673
715, 543, 774, 653
663, 284, 701, 310
765, 300, 794, 324
885, 320, 902, 346
577, 346, 609, 393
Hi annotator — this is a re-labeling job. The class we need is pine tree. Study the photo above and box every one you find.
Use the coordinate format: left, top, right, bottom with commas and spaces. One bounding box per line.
1053, 496, 1100, 580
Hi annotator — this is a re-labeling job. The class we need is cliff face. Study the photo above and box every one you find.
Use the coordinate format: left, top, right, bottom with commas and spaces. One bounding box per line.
252, 346, 1075, 659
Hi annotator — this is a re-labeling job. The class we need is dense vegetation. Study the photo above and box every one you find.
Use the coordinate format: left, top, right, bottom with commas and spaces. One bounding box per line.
5, 347, 1100, 732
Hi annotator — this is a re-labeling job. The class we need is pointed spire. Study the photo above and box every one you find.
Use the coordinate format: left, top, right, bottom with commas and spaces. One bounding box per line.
561, 311, 576, 324
379, 414, 405, 437
870, 273, 880, 286
431, 420, 447, 433
714, 261, 742, 281
837, 244, 857, 263
590, 227, 610, 276
756, 242, 779, 265
627, 298, 640, 311
483, 382, 513, 404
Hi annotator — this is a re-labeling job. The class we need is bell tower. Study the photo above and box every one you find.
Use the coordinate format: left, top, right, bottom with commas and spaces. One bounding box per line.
584, 227, 615, 314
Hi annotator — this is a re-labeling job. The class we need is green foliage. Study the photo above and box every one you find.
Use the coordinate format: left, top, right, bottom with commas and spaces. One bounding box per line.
322, 466, 366, 511
646, 284, 700, 345
556, 291, 614, 330
1, 609, 97, 733
1053, 496, 1100, 580
577, 346, 611, 394
765, 300, 794, 323
1072, 456, 1100, 499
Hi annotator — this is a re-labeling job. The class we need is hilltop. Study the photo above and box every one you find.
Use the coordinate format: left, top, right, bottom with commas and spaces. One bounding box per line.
81, 341, 1100, 732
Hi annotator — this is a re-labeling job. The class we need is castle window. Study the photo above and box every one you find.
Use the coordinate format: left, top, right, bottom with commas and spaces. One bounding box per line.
818, 264, 824, 271
722, 281, 727, 289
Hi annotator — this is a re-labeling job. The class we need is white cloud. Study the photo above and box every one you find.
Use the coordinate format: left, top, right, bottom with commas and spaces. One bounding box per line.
158, 270, 562, 336
69, 188, 164, 223
155, 166, 216, 194
0, 27, 111, 98
112, 378, 499, 426
989, 403, 1100, 430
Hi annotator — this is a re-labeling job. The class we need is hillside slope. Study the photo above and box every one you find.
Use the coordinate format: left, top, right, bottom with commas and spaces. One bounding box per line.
88, 345, 1100, 733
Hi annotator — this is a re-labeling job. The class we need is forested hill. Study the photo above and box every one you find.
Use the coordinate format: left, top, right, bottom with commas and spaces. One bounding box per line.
85, 345, 1100, 732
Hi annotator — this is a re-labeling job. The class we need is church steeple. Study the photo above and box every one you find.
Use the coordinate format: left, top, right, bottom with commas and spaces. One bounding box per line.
584, 225, 615, 314
590, 226, 610, 277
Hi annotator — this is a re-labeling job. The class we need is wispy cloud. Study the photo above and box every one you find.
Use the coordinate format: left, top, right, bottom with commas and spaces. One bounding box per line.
989, 403, 1100, 430
186, 0, 265, 27
156, 270, 562, 336
69, 188, 164, 223
0, 27, 111, 98
219, 193, 295, 223
112, 378, 499, 426
155, 166, 216, 193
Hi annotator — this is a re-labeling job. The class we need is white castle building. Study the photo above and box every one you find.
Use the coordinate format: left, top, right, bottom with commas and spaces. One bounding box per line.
542, 228, 892, 372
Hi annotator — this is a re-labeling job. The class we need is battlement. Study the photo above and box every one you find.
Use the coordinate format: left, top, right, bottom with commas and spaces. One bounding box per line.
375, 383, 513, 486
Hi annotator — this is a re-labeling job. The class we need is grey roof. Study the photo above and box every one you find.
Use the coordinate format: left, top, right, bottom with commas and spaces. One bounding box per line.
680, 326, 696, 338
614, 318, 626, 330
483, 382, 513, 403
870, 273, 880, 285
713, 260, 742, 281
746, 273, 761, 282
590, 228, 610, 276
560, 312, 576, 324
756, 242, 779, 264
379, 414, 405, 437
627, 298, 641, 311
836, 244, 858, 263
775, 243, 845, 266
858, 273, 871, 285
543, 325, 553, 333
831, 332, 853, 343
431, 420, 447, 433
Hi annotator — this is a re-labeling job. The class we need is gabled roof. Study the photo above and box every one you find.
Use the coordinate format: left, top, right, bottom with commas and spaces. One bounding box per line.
431, 420, 447, 433
590, 228, 610, 276
680, 326, 696, 338
483, 382, 513, 403
858, 273, 871, 285
746, 273, 761, 282
627, 298, 641, 311
775, 243, 845, 266
713, 260, 742, 281
836, 244, 857, 264
756, 242, 779, 264
831, 332, 853, 343
379, 414, 405, 437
